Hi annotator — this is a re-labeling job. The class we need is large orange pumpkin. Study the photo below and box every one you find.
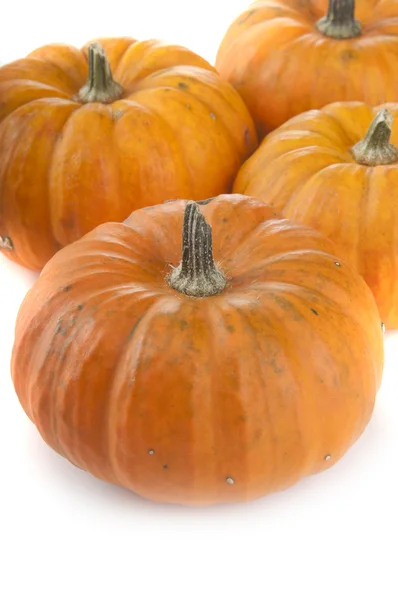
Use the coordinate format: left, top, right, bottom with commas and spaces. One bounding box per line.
11, 194, 384, 506
216, 0, 398, 136
0, 38, 257, 271
234, 101, 398, 329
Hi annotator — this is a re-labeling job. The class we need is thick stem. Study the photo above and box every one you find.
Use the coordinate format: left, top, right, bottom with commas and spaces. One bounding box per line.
0, 235, 13, 251
316, 0, 361, 39
169, 202, 227, 297
352, 109, 398, 166
77, 42, 124, 104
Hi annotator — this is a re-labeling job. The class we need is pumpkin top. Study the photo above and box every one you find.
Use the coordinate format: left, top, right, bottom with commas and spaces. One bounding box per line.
32, 194, 382, 356
0, 37, 215, 114
235, 101, 398, 199
0, 36, 252, 120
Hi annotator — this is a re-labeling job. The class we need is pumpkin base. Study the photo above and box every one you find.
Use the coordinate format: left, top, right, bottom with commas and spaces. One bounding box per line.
316, 16, 362, 39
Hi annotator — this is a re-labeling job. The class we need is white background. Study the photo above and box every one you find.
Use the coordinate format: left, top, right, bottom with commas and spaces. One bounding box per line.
1, 1, 398, 598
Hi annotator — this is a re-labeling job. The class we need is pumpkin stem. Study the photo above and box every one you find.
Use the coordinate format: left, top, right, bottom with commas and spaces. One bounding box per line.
316, 0, 362, 39
352, 109, 398, 166
77, 42, 124, 104
169, 202, 227, 297
0, 235, 13, 251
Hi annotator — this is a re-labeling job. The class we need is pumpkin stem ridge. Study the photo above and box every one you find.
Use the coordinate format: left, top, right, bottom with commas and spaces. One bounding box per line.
316, 0, 362, 39
77, 42, 124, 104
169, 202, 227, 297
352, 109, 398, 166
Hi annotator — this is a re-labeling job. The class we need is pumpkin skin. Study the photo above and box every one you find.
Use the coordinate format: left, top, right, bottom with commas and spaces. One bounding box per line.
216, 0, 398, 137
0, 38, 257, 271
234, 101, 398, 329
11, 194, 383, 506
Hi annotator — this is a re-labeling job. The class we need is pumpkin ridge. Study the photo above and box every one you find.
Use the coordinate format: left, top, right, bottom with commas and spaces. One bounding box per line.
237, 298, 310, 488
174, 82, 245, 169
254, 287, 355, 474
32, 57, 85, 92
216, 16, 310, 83
321, 105, 370, 146
280, 161, 358, 217
124, 94, 196, 196
0, 100, 76, 268
219, 218, 271, 266
106, 295, 185, 489
230, 303, 280, 493
1, 57, 80, 94
0, 80, 72, 120
105, 39, 138, 80
137, 75, 251, 160
47, 103, 88, 247
239, 149, 342, 212
101, 297, 164, 484
388, 191, 398, 324
201, 302, 226, 499
235, 249, 372, 321
357, 165, 372, 298
65, 288, 166, 475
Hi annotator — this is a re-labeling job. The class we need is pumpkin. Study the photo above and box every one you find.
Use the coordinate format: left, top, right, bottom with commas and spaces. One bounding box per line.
0, 38, 257, 271
233, 101, 398, 329
11, 194, 383, 506
216, 0, 398, 137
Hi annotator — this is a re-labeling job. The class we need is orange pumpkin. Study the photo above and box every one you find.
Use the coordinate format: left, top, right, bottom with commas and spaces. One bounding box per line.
234, 101, 398, 328
216, 0, 398, 137
11, 194, 384, 506
0, 38, 257, 271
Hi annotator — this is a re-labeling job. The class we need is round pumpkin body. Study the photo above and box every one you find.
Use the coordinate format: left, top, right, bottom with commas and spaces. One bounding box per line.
11, 194, 383, 506
0, 38, 257, 271
216, 0, 398, 137
234, 101, 398, 329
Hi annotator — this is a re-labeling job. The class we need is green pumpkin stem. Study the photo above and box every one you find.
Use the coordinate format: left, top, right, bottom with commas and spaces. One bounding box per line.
77, 42, 124, 104
316, 0, 362, 39
169, 202, 227, 297
352, 109, 398, 166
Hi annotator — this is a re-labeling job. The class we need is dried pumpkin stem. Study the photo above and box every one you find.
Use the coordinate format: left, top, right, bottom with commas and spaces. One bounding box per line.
352, 109, 398, 166
77, 42, 123, 104
169, 202, 227, 297
316, 0, 362, 39
0, 235, 13, 251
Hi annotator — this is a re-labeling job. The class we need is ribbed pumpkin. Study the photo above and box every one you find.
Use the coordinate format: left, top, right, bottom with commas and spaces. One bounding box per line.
0, 38, 257, 271
216, 0, 398, 137
234, 101, 398, 329
11, 194, 384, 506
